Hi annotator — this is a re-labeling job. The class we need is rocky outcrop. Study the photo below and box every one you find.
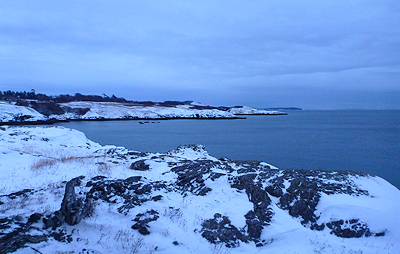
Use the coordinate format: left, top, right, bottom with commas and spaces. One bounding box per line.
60, 176, 93, 225
201, 213, 249, 247
29, 102, 65, 116
0, 143, 392, 253
326, 219, 385, 238
131, 210, 160, 235
130, 160, 150, 171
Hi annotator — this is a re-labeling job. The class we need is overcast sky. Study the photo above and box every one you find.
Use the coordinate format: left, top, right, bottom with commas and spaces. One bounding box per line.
1, 1, 399, 109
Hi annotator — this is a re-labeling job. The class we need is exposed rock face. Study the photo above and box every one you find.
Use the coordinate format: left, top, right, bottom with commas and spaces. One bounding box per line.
201, 213, 249, 247
326, 219, 385, 238
29, 102, 65, 116
86, 175, 166, 216
170, 160, 227, 196
130, 159, 150, 171
61, 106, 90, 116
266, 170, 370, 231
0, 216, 49, 254
131, 210, 160, 235
60, 175, 92, 225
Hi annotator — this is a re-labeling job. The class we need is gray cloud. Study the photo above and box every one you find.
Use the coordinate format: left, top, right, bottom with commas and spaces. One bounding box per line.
1, 0, 399, 109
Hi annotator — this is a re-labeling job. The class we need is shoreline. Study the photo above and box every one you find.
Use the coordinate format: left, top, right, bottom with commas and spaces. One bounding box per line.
0, 112, 292, 126
0, 115, 249, 126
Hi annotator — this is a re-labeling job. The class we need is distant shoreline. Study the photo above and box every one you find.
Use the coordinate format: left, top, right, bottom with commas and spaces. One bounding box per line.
0, 116, 248, 126
0, 112, 294, 126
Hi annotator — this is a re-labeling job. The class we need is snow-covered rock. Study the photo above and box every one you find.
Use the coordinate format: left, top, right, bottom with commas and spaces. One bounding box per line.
228, 106, 287, 115
0, 100, 288, 125
58, 102, 237, 120
1, 126, 398, 254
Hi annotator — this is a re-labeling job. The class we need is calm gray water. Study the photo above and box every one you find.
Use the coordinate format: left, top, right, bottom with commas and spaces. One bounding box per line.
57, 110, 400, 189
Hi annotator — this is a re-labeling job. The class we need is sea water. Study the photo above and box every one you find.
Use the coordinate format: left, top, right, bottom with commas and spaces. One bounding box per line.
57, 110, 400, 188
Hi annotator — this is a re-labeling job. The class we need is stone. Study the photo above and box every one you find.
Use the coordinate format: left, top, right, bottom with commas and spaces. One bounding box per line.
130, 160, 150, 171
60, 176, 92, 226
200, 213, 249, 247
131, 210, 159, 235
28, 213, 43, 224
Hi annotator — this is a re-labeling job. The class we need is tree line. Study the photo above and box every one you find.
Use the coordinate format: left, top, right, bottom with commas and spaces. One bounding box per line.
0, 90, 130, 103
0, 90, 193, 107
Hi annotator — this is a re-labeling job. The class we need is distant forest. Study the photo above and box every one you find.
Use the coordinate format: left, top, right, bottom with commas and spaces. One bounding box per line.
0, 90, 130, 103
0, 90, 193, 106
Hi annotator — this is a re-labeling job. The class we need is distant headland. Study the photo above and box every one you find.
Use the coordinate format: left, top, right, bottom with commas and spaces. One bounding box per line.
0, 90, 287, 125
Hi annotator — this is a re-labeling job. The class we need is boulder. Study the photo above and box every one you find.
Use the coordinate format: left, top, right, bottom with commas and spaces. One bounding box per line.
130, 160, 150, 171
60, 176, 92, 225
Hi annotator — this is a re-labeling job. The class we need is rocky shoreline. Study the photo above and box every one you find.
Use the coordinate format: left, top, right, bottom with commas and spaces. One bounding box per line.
0, 115, 248, 126
0, 126, 399, 253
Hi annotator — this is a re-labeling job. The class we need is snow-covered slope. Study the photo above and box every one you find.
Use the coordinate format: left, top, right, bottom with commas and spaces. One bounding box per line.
1, 126, 399, 254
58, 102, 237, 120
228, 106, 287, 115
0, 102, 48, 123
0, 101, 286, 124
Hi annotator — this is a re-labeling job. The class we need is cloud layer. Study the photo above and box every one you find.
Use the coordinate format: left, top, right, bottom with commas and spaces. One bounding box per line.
1, 0, 399, 108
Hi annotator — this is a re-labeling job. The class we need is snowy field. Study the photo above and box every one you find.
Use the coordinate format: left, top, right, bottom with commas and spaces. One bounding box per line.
0, 126, 399, 254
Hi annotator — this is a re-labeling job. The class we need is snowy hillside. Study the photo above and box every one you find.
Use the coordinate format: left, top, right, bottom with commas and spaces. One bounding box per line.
1, 126, 399, 254
0, 101, 286, 125
227, 106, 286, 115
58, 102, 238, 120
0, 102, 48, 123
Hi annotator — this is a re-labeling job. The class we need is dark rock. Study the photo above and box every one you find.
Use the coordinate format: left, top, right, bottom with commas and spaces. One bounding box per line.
0, 217, 48, 254
124, 176, 143, 183
244, 211, 263, 239
43, 211, 64, 230
229, 171, 273, 239
28, 213, 43, 224
170, 160, 233, 195
198, 187, 212, 196
134, 184, 152, 195
265, 182, 284, 197
271, 170, 371, 231
278, 177, 320, 225
326, 219, 382, 238
138, 227, 150, 235
172, 241, 179, 245
29, 101, 65, 116
201, 213, 249, 247
50, 229, 73, 242
151, 195, 163, 201
60, 176, 92, 226
25, 234, 48, 243
86, 176, 160, 215
130, 160, 150, 171
131, 210, 159, 235
255, 242, 264, 247
5, 189, 33, 199
61, 106, 90, 116
210, 172, 226, 181
13, 114, 33, 122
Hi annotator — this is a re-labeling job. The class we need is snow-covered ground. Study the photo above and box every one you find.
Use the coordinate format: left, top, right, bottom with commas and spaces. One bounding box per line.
0, 126, 399, 254
228, 106, 286, 115
58, 101, 238, 120
0, 101, 285, 124
0, 102, 48, 123
0, 101, 284, 124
